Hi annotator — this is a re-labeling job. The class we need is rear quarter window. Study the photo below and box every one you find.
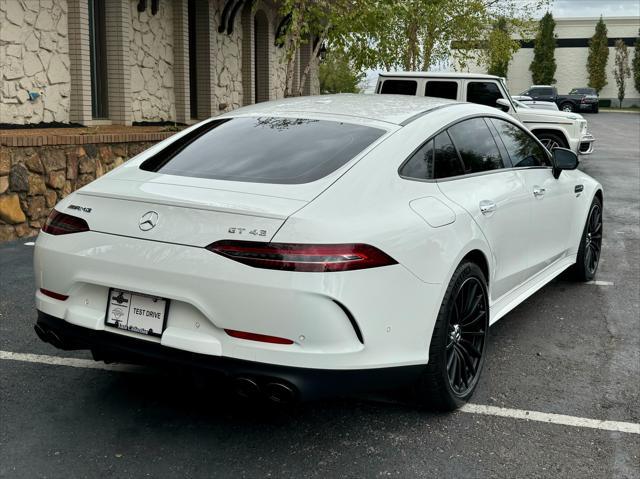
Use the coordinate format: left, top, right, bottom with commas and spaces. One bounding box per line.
380, 80, 418, 95
140, 117, 385, 184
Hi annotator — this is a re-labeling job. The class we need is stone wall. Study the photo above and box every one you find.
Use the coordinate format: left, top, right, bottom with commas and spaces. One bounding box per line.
212, 1, 242, 111
0, 0, 71, 124
0, 139, 157, 241
129, 0, 176, 122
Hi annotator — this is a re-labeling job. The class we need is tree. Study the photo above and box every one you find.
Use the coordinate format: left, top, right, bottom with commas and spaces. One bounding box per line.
275, 0, 371, 97
530, 12, 556, 84
587, 16, 609, 93
332, 0, 545, 72
613, 39, 631, 108
633, 30, 640, 94
275, 0, 546, 97
319, 52, 363, 94
486, 17, 521, 78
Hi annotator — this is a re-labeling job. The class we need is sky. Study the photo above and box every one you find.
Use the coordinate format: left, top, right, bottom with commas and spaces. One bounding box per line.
547, 0, 639, 18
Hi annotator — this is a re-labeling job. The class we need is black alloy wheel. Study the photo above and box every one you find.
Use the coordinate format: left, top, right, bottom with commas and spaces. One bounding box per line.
572, 196, 603, 282
584, 202, 602, 276
446, 277, 488, 397
416, 262, 489, 411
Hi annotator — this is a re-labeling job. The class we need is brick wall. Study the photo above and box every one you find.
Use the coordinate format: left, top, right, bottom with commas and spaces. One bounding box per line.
0, 133, 173, 241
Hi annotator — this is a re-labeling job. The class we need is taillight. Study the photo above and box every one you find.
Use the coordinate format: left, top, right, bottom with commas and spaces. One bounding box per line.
42, 210, 89, 235
206, 241, 398, 272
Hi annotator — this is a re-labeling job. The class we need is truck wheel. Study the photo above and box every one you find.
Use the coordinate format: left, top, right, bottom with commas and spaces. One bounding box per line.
560, 102, 574, 112
593, 104, 599, 113
536, 132, 567, 152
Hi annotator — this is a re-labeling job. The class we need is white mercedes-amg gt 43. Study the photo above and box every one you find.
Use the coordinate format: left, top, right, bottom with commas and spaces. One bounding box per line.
34, 95, 603, 410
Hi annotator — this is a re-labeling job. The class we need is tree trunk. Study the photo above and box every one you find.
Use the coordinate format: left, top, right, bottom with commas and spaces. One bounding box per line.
284, 5, 305, 97
297, 25, 329, 97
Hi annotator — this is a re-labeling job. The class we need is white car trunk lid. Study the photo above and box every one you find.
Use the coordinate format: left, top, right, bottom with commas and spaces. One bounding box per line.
67, 176, 308, 247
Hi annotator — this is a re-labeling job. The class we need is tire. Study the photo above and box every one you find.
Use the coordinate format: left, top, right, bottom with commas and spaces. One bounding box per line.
593, 105, 599, 113
536, 132, 567, 152
414, 261, 489, 411
560, 102, 574, 112
571, 196, 603, 282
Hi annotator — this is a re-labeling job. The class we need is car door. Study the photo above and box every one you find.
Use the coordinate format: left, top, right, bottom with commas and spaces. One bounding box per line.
435, 117, 532, 301
489, 117, 576, 274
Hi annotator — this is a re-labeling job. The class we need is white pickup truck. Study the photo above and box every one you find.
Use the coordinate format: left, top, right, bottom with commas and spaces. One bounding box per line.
376, 72, 595, 155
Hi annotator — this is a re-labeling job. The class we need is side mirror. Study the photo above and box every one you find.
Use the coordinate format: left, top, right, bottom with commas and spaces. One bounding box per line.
496, 98, 511, 112
552, 147, 579, 178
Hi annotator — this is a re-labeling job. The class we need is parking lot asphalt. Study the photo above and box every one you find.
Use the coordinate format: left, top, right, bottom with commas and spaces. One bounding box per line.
1, 112, 639, 479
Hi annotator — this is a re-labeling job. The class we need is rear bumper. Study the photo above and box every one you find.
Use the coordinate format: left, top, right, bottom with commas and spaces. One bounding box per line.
34, 231, 440, 371
35, 311, 424, 399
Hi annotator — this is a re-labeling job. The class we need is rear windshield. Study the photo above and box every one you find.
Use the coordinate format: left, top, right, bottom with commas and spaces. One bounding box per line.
140, 117, 385, 184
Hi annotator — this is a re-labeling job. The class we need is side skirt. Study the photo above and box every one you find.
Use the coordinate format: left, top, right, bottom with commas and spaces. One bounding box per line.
489, 256, 576, 325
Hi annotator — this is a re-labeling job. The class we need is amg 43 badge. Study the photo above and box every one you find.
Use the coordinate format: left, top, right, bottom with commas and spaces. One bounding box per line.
68, 204, 92, 213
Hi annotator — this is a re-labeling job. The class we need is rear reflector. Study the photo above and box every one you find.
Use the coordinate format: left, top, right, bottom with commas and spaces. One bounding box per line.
42, 210, 89, 235
225, 329, 294, 345
206, 241, 398, 272
40, 288, 69, 301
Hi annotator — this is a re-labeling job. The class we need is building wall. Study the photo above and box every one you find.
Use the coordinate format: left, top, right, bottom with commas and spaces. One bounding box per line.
1, 0, 320, 126
458, 17, 640, 105
212, 0, 243, 111
0, 0, 71, 124
129, 0, 176, 122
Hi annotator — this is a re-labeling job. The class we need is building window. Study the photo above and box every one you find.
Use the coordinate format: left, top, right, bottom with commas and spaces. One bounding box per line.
188, 0, 198, 119
254, 10, 270, 103
88, 0, 108, 119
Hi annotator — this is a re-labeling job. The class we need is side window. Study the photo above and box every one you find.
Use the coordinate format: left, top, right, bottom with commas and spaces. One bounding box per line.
433, 131, 464, 179
490, 118, 551, 168
448, 118, 504, 173
541, 88, 554, 96
380, 80, 417, 95
425, 81, 458, 100
400, 140, 434, 180
466, 82, 503, 108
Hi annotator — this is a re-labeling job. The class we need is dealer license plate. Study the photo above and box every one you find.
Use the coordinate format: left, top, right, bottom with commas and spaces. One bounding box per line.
105, 289, 169, 337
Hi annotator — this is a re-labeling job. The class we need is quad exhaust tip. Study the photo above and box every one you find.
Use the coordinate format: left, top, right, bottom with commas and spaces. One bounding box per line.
234, 377, 261, 400
234, 377, 297, 404
264, 382, 296, 405
35, 323, 300, 404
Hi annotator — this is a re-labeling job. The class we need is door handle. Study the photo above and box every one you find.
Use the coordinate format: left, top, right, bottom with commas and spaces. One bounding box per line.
533, 186, 546, 198
479, 200, 497, 216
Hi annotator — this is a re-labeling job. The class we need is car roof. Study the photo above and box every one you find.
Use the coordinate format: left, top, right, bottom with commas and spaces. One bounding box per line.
225, 94, 458, 126
379, 71, 502, 80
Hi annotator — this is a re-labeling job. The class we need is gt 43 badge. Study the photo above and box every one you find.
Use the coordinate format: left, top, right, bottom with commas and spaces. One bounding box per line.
228, 227, 268, 237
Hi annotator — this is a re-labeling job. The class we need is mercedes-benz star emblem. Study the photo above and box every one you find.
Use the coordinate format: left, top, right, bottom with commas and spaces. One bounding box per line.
139, 211, 159, 231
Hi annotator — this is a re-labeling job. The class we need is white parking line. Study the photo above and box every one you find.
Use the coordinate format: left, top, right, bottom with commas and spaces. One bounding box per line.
586, 280, 614, 286
2, 350, 639, 435
459, 403, 640, 435
0, 350, 146, 373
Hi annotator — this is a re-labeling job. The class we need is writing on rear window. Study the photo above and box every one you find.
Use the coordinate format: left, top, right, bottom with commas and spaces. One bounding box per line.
139, 117, 386, 184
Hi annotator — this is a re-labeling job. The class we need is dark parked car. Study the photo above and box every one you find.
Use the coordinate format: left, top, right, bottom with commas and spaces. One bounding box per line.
519, 85, 599, 113
569, 87, 599, 113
